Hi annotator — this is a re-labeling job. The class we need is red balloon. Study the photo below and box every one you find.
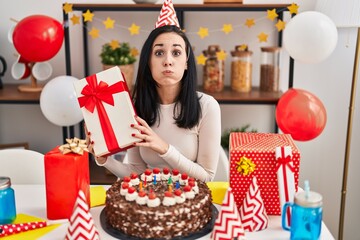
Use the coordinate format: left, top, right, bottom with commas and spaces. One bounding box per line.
276, 88, 327, 141
12, 15, 64, 62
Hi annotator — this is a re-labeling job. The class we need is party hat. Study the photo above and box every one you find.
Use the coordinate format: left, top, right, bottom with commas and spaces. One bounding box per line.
211, 187, 246, 240
155, 0, 180, 28
240, 176, 269, 232
65, 190, 100, 240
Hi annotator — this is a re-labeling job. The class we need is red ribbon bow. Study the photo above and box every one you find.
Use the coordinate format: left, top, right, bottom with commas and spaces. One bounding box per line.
77, 74, 126, 153
275, 148, 294, 172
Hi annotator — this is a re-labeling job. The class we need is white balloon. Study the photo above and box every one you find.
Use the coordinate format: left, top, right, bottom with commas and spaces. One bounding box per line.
283, 11, 338, 64
40, 75, 83, 127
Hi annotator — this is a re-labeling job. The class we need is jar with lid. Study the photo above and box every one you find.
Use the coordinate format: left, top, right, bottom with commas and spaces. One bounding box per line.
231, 46, 253, 92
260, 46, 281, 92
0, 177, 16, 224
203, 45, 224, 92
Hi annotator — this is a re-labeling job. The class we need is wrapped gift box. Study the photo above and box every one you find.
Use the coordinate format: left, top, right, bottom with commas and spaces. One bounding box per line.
45, 147, 90, 220
74, 66, 141, 157
229, 132, 300, 215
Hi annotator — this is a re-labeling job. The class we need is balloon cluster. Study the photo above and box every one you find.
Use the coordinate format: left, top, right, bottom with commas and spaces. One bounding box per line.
276, 11, 335, 141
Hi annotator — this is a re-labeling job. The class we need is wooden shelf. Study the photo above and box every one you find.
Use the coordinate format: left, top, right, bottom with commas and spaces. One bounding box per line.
0, 84, 41, 104
200, 86, 282, 104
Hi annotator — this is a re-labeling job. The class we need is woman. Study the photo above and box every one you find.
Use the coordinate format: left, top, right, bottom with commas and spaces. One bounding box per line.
94, 25, 221, 182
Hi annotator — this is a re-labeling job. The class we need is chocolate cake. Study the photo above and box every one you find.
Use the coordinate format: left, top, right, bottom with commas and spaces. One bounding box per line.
104, 168, 214, 239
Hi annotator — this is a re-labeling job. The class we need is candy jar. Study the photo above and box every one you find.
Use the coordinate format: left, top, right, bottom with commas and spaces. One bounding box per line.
260, 46, 281, 92
0, 177, 16, 224
203, 45, 224, 92
231, 46, 253, 92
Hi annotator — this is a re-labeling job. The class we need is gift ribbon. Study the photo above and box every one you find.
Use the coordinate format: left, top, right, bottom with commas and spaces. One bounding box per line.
58, 138, 88, 155
276, 146, 294, 226
236, 156, 256, 176
77, 75, 126, 152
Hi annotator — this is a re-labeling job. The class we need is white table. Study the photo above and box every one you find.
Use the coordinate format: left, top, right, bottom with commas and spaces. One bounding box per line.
12, 185, 334, 240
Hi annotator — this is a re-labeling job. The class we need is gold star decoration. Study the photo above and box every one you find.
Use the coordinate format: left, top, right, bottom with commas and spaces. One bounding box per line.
245, 18, 255, 28
88, 27, 100, 39
70, 14, 80, 25
216, 50, 227, 61
287, 3, 299, 15
237, 44, 248, 51
258, 32, 268, 42
109, 40, 120, 50
83, 10, 94, 22
197, 27, 209, 39
131, 47, 139, 57
196, 54, 207, 65
103, 17, 115, 29
128, 23, 140, 35
267, 9, 278, 21
275, 19, 286, 32
63, 2, 73, 14
222, 24, 233, 34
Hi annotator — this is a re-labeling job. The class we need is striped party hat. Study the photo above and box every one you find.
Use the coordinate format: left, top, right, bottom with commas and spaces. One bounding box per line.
155, 0, 180, 28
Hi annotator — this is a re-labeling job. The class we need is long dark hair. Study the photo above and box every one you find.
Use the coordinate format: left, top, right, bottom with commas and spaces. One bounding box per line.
132, 25, 201, 129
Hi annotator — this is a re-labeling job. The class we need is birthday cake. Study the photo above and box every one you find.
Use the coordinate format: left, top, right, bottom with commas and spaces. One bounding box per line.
104, 168, 214, 239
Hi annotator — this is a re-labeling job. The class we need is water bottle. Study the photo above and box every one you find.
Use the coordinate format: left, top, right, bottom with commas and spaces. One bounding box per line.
0, 177, 16, 224
282, 188, 323, 240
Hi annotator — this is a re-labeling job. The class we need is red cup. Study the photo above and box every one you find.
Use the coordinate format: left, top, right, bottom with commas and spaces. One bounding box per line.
11, 61, 31, 80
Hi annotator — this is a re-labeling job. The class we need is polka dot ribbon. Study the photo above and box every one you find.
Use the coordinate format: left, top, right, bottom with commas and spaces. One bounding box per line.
0, 221, 47, 237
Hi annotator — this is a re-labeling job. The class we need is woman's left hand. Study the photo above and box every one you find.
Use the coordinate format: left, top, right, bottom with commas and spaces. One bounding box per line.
131, 116, 169, 155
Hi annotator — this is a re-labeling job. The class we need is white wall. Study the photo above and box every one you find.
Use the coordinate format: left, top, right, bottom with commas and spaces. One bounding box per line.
0, 0, 359, 239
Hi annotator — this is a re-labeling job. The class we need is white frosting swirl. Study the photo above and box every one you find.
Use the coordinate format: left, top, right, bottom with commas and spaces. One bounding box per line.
185, 191, 195, 199
179, 179, 188, 186
147, 198, 161, 207
125, 192, 138, 201
120, 188, 128, 196
130, 178, 140, 186
141, 173, 153, 182
175, 194, 186, 204
161, 173, 170, 181
192, 186, 199, 194
162, 196, 176, 206
136, 195, 148, 205
172, 174, 180, 182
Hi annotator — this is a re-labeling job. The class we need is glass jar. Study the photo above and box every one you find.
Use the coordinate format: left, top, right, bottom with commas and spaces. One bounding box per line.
231, 46, 253, 92
203, 45, 224, 92
260, 46, 281, 92
0, 177, 16, 224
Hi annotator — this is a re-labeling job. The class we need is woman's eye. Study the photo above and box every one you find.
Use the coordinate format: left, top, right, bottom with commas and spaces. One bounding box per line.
173, 50, 181, 56
154, 50, 163, 56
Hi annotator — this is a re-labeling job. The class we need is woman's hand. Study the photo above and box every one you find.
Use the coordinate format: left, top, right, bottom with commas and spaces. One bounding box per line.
131, 116, 169, 155
84, 124, 107, 164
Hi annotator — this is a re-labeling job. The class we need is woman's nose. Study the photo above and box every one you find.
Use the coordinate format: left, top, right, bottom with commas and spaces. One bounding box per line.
163, 54, 173, 66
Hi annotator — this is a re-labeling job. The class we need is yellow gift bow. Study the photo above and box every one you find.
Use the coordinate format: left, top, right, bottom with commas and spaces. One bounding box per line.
58, 138, 88, 155
236, 156, 256, 176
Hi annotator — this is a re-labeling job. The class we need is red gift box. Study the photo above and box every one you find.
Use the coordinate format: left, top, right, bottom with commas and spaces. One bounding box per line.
229, 132, 300, 215
73, 66, 141, 157
44, 147, 90, 220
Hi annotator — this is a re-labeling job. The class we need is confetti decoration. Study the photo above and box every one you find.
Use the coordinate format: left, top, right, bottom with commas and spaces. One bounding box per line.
240, 176, 268, 232
65, 190, 100, 240
287, 3, 299, 15
196, 54, 207, 65
257, 32, 268, 43
70, 14, 80, 25
128, 23, 140, 35
275, 19, 286, 32
211, 187, 246, 240
197, 27, 209, 39
245, 18, 255, 28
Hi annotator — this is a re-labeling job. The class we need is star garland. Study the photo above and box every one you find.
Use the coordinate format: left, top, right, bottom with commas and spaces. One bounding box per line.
63, 2, 299, 66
